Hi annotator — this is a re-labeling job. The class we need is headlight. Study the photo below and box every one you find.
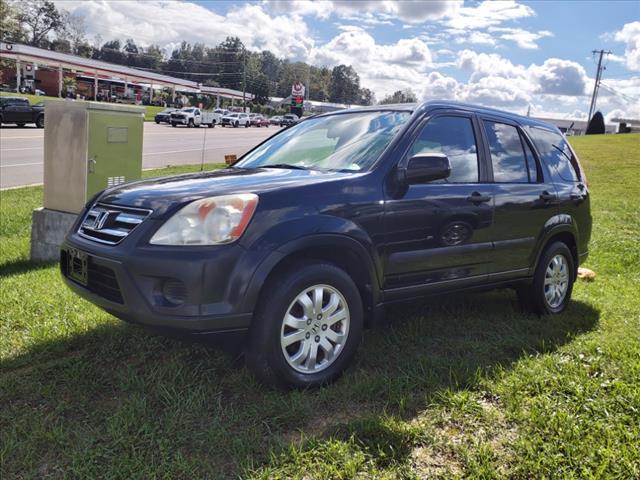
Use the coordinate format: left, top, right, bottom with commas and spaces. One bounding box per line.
150, 193, 258, 245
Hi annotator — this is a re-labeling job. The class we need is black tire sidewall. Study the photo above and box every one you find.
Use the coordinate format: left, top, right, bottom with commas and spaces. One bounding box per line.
36, 115, 44, 128
532, 241, 575, 314
248, 262, 363, 388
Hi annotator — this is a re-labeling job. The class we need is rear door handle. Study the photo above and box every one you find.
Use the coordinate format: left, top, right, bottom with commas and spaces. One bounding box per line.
466, 192, 491, 204
570, 193, 586, 202
539, 191, 557, 202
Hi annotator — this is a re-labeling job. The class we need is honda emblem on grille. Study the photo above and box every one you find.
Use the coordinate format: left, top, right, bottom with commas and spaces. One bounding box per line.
85, 210, 111, 230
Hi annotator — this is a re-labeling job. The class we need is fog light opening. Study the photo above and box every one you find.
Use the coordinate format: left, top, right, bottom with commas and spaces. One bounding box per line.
162, 279, 187, 306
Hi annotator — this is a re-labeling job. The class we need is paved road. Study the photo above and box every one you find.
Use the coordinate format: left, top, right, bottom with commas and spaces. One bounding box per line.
0, 123, 279, 189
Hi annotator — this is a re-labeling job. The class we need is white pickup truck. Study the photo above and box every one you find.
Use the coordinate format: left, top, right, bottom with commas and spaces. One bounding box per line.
170, 107, 220, 128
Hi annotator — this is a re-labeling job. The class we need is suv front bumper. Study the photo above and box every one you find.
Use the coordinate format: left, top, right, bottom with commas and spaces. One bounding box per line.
60, 235, 253, 334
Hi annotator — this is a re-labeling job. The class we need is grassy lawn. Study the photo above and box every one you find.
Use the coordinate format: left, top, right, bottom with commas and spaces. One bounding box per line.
1, 134, 639, 479
1, 91, 164, 122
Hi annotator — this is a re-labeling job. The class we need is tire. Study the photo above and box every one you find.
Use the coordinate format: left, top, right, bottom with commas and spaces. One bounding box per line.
171, 122, 177, 127
518, 241, 575, 315
35, 115, 44, 128
188, 119, 194, 128
245, 122, 249, 128
17, 123, 26, 128
234, 121, 239, 128
155, 120, 160, 124
246, 261, 363, 389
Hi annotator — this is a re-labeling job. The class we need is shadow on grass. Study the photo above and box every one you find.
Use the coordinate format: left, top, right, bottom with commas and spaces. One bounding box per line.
0, 289, 599, 478
0, 258, 57, 277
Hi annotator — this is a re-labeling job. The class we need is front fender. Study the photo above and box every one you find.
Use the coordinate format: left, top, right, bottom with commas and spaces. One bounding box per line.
235, 216, 382, 314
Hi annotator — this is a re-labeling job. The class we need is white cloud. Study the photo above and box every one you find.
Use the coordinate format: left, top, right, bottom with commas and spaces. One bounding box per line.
446, 0, 534, 30
489, 27, 553, 49
54, 0, 314, 59
530, 59, 589, 96
613, 21, 640, 71
309, 27, 433, 96
266, 0, 462, 24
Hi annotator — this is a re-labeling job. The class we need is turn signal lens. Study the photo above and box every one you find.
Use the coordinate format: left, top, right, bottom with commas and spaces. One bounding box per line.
150, 194, 258, 245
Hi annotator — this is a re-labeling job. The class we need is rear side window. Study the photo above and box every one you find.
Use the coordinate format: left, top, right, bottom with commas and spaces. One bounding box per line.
521, 136, 540, 182
527, 127, 581, 182
409, 116, 479, 183
483, 121, 529, 183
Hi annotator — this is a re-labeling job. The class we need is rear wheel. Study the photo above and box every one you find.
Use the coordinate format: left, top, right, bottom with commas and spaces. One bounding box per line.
245, 122, 249, 128
518, 241, 575, 314
246, 262, 363, 388
35, 115, 44, 128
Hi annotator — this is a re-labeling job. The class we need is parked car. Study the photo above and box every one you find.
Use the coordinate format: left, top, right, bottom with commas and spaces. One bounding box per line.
280, 113, 299, 127
60, 101, 591, 388
0, 96, 44, 128
251, 115, 270, 127
154, 108, 177, 124
221, 112, 250, 127
214, 108, 230, 117
170, 107, 219, 128
270, 115, 283, 125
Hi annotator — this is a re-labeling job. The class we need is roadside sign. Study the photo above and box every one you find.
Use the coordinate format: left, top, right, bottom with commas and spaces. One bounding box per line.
291, 82, 305, 97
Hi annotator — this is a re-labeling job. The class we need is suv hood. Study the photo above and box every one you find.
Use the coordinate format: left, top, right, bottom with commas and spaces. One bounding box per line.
98, 167, 354, 217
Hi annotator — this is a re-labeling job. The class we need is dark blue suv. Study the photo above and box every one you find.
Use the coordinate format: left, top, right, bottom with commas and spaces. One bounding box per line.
61, 101, 591, 387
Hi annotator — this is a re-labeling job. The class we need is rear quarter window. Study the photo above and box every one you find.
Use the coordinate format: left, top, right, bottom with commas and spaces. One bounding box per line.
527, 126, 581, 182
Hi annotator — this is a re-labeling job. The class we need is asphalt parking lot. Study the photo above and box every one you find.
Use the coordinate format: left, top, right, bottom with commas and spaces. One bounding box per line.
0, 123, 279, 189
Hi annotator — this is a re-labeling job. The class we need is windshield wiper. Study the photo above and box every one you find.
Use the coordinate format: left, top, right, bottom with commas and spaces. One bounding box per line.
263, 163, 311, 170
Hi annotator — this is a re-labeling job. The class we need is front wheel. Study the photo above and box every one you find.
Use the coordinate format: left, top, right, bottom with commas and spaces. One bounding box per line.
518, 241, 575, 314
234, 121, 239, 128
246, 262, 363, 389
17, 122, 26, 128
188, 119, 194, 128
245, 122, 249, 128
171, 122, 177, 127
35, 115, 44, 128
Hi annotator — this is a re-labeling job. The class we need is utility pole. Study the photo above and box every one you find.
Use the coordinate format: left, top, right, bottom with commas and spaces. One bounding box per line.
587, 49, 611, 123
242, 47, 246, 112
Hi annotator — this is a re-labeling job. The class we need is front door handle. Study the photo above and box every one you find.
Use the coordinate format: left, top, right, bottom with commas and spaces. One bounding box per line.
466, 192, 491, 204
539, 191, 557, 202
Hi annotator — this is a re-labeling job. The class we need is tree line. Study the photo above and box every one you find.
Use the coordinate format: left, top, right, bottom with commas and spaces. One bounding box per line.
1, 0, 418, 106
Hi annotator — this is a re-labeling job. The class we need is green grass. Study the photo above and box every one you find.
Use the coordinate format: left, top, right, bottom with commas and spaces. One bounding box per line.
1, 135, 639, 479
1, 91, 164, 122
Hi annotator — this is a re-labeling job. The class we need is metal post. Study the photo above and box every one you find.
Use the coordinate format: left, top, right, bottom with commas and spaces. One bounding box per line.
216, 94, 220, 108
171, 86, 176, 104
94, 71, 98, 100
124, 77, 128, 99
15, 59, 21, 92
58, 65, 63, 97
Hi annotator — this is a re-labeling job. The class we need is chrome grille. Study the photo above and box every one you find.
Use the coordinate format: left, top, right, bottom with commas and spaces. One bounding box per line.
78, 204, 151, 245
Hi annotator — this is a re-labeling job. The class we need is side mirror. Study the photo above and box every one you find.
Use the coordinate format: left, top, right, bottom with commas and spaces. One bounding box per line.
403, 153, 451, 184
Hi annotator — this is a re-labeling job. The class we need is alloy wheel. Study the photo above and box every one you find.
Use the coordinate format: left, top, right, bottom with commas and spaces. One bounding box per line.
544, 254, 569, 308
280, 284, 350, 374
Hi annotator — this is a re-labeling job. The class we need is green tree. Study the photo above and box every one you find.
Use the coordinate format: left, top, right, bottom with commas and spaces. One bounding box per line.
359, 88, 376, 106
16, 0, 65, 48
586, 111, 605, 135
380, 89, 418, 104
0, 0, 26, 43
94, 39, 126, 64
329, 65, 361, 105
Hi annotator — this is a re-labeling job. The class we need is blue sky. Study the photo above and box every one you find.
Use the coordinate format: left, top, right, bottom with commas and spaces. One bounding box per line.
57, 0, 640, 119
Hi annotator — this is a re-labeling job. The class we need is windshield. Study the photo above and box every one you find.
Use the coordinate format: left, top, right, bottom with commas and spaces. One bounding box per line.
235, 111, 410, 172
182, 108, 194, 113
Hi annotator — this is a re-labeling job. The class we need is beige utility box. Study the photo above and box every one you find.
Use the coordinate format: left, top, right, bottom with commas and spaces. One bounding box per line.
43, 100, 145, 214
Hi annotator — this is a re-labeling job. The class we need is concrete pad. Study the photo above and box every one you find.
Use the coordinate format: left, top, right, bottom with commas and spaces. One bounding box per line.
30, 207, 78, 263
